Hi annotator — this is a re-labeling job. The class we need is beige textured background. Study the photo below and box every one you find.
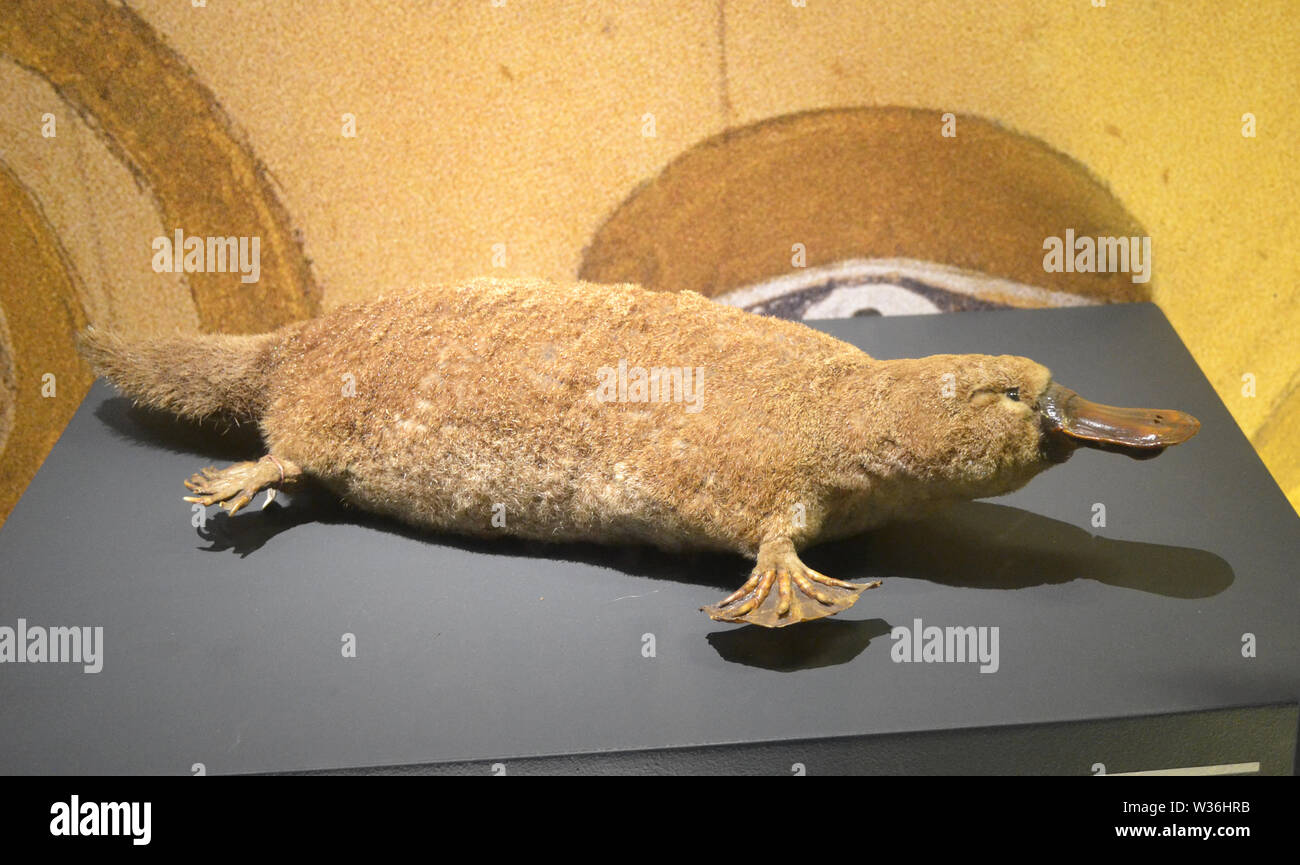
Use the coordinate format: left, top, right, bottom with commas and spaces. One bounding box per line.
0, 0, 1296, 520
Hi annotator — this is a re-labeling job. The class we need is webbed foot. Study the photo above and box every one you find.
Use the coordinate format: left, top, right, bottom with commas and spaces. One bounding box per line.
702, 539, 881, 628
183, 455, 301, 516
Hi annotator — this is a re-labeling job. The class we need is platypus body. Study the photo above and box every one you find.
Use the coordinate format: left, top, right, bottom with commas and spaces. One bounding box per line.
80, 278, 1200, 627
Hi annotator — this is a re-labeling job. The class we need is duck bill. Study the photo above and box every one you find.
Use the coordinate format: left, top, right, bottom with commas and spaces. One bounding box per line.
1039, 383, 1200, 461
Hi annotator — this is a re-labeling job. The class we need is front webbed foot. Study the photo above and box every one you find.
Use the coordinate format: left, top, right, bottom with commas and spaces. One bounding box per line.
702, 539, 881, 628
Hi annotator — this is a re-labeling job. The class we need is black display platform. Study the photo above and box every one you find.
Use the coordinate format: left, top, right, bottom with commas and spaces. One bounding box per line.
1, 302, 1297, 775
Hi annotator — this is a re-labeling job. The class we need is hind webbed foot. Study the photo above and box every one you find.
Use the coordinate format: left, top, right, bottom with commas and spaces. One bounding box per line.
182, 455, 301, 516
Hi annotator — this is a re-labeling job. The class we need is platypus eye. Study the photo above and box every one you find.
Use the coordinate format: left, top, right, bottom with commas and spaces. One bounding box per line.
1005, 387, 1021, 401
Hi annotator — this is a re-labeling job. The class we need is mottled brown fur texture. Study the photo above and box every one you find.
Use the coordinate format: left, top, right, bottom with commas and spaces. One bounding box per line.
79, 277, 1171, 626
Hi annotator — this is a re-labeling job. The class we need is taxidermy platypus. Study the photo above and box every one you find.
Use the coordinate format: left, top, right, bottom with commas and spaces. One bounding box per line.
79, 277, 1200, 628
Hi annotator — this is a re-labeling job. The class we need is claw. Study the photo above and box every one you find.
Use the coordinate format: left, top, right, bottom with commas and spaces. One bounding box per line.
223, 493, 254, 516
805, 568, 869, 591
776, 574, 793, 616
790, 570, 835, 604
725, 570, 775, 617
717, 570, 762, 607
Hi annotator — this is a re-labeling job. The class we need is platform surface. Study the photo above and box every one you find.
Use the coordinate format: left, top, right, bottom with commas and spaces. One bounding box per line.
1, 302, 1297, 774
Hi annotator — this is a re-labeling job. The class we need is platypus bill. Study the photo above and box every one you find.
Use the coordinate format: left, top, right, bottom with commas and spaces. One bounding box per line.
78, 278, 1200, 628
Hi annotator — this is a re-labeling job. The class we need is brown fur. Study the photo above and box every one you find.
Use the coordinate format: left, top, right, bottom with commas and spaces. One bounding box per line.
81, 277, 1073, 625
77, 327, 286, 423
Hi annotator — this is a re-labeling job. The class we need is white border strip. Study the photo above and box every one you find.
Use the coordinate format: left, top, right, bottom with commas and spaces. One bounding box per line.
713, 257, 1096, 310
1107, 761, 1261, 777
